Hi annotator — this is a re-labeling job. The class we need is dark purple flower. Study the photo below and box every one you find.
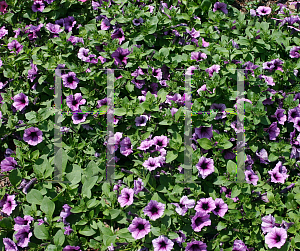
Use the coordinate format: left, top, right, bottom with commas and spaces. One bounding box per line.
134, 178, 144, 194
152, 235, 174, 251
3, 238, 18, 251
195, 197, 216, 214
111, 47, 130, 66
144, 200, 165, 221
67, 36, 84, 45
32, 0, 45, 12
23, 127, 43, 146
46, 23, 64, 34
280, 183, 295, 193
191, 212, 211, 232
64, 225, 73, 235
274, 108, 287, 125
128, 217, 151, 240
172, 230, 186, 246
133, 17, 144, 26
135, 115, 149, 126
244, 170, 259, 185
185, 240, 207, 251
290, 46, 300, 58
58, 204, 72, 225
213, 2, 228, 14
1, 157, 17, 172
101, 18, 111, 30
111, 28, 125, 44
71, 111, 88, 125
14, 215, 34, 229
288, 107, 300, 123
195, 126, 213, 139
265, 227, 287, 249
62, 72, 79, 90
263, 122, 280, 140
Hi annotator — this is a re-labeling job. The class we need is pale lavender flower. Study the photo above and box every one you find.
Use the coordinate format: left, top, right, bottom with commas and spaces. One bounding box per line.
256, 6, 271, 16
195, 197, 216, 214
32, 0, 45, 12
0, 26, 8, 39
265, 227, 287, 249
128, 217, 151, 240
143, 200, 165, 221
152, 235, 174, 251
191, 212, 211, 232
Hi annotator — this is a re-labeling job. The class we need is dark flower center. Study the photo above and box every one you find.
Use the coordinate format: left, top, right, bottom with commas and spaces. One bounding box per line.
291, 111, 298, 118
119, 54, 125, 61
150, 206, 158, 214
215, 204, 220, 212
190, 244, 200, 251
126, 193, 130, 200
159, 241, 167, 248
149, 162, 155, 167
201, 162, 208, 170
179, 203, 185, 208
157, 140, 163, 146
195, 217, 204, 226
72, 100, 78, 106
77, 114, 83, 119
202, 203, 208, 210
67, 76, 74, 83
275, 234, 281, 242
36, 3, 40, 8
30, 132, 37, 137
137, 223, 144, 230
21, 99, 26, 104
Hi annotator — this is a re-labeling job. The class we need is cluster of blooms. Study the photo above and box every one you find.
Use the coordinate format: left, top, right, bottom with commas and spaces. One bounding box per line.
261, 214, 294, 249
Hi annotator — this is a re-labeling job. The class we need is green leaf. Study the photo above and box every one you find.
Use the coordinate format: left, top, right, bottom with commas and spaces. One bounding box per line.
216, 221, 227, 231
148, 24, 157, 34
53, 229, 65, 246
220, 235, 230, 242
183, 45, 196, 51
79, 225, 96, 236
231, 185, 241, 198
109, 209, 121, 219
41, 197, 55, 218
82, 176, 98, 198
159, 48, 170, 58
227, 160, 236, 175
168, 232, 179, 239
151, 227, 161, 236
34, 223, 49, 240
26, 189, 43, 205
85, 24, 97, 32
260, 21, 269, 32
114, 108, 126, 116
268, 153, 279, 162
9, 169, 22, 187
166, 150, 178, 163
148, 16, 158, 25
38, 75, 47, 85
201, 0, 211, 12
38, 107, 54, 120
103, 235, 117, 247
157, 89, 167, 103
177, 13, 190, 20
197, 138, 213, 150
126, 82, 134, 92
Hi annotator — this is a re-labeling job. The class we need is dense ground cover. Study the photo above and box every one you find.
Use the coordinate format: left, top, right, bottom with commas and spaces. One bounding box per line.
1, 0, 300, 250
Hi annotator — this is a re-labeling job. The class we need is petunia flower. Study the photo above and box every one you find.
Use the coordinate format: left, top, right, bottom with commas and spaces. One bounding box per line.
265, 227, 287, 249
118, 188, 134, 207
23, 127, 43, 146
128, 217, 151, 240
196, 156, 214, 179
143, 200, 165, 221
213, 2, 228, 14
195, 197, 216, 214
191, 212, 211, 232
152, 235, 174, 251
62, 72, 79, 89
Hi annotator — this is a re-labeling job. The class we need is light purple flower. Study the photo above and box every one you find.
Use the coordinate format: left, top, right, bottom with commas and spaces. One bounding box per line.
256, 148, 269, 164
63, 245, 82, 251
0, 26, 8, 39
196, 156, 214, 179
66, 93, 86, 111
274, 108, 287, 125
205, 64, 220, 77
290, 46, 300, 58
23, 127, 43, 146
101, 18, 111, 30
245, 170, 259, 185
133, 17, 144, 26
62, 72, 79, 89
111, 28, 125, 44
212, 198, 228, 217
3, 238, 18, 251
250, 9, 256, 16
232, 239, 248, 251
135, 115, 149, 126
1, 194, 17, 216
118, 188, 134, 207
67, 36, 84, 45
128, 217, 151, 240
12, 92, 29, 111
46, 23, 64, 34
195, 197, 216, 214
78, 48, 90, 62
134, 178, 144, 194
191, 51, 207, 62
256, 6, 271, 16
152, 235, 174, 251
143, 157, 161, 171
153, 135, 168, 150
1, 157, 17, 172
120, 137, 133, 156
64, 225, 73, 235
171, 196, 195, 216
71, 111, 88, 125
294, 117, 300, 132
186, 28, 200, 38
265, 227, 287, 249
264, 122, 280, 140
7, 40, 23, 55
288, 107, 300, 123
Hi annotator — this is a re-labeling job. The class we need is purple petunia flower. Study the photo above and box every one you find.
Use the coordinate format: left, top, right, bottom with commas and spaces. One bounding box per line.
63, 245, 82, 251
128, 217, 151, 240
7, 40, 23, 55
153, 135, 168, 150
171, 196, 195, 216
14, 215, 34, 232
186, 66, 198, 75
288, 107, 300, 123
66, 93, 86, 111
111, 47, 131, 66
256, 148, 269, 164
265, 227, 287, 249
134, 178, 144, 194
143, 157, 161, 171
12, 92, 29, 111
290, 46, 300, 58
205, 64, 220, 77
101, 18, 111, 30
250, 9, 256, 16
264, 122, 280, 140
23, 127, 43, 146
78, 48, 90, 62
152, 235, 174, 251
144, 200, 165, 221
186, 28, 200, 38
64, 225, 73, 235
152, 67, 163, 80
185, 240, 207, 251
294, 117, 300, 132
71, 111, 88, 125
62, 72, 79, 89
120, 137, 133, 156
58, 204, 72, 225
195, 197, 216, 214
191, 212, 211, 232
67, 36, 84, 45
256, 6, 271, 16
244, 170, 259, 185
195, 126, 213, 139
1, 157, 17, 172
0, 26, 8, 39
14, 225, 32, 248
22, 178, 37, 194
46, 23, 64, 34
118, 187, 134, 207
135, 115, 149, 126
133, 17, 144, 26
191, 51, 207, 62
212, 198, 228, 217
1, 194, 17, 216
172, 230, 186, 247
213, 2, 228, 14
274, 108, 287, 125
32, 0, 45, 12
3, 238, 18, 251
232, 239, 249, 251
196, 156, 214, 179
111, 28, 125, 44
